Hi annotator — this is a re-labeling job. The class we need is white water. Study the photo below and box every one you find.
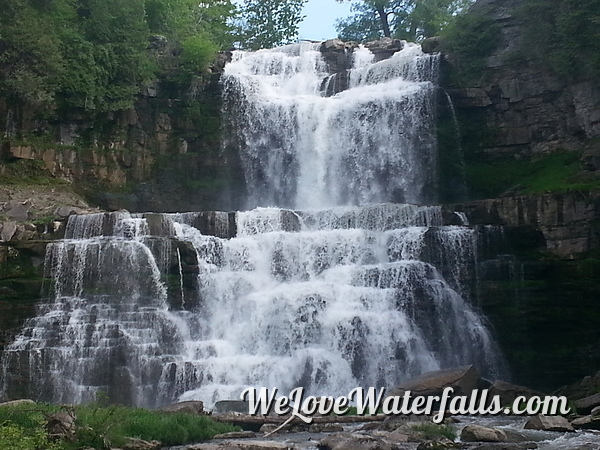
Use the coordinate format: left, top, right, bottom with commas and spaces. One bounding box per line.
222, 42, 438, 209
1, 43, 508, 408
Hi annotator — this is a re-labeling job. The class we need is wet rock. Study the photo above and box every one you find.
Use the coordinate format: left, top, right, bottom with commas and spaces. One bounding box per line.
574, 393, 600, 415
213, 431, 256, 439
159, 400, 204, 415
388, 365, 481, 397
461, 424, 507, 442
591, 406, 600, 417
364, 37, 404, 59
524, 414, 574, 432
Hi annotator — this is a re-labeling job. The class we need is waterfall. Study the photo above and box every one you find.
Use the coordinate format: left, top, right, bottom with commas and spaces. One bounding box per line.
222, 42, 439, 209
1, 41, 507, 408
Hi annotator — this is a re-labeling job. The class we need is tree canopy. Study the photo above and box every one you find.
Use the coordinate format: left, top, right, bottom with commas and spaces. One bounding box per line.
0, 0, 236, 113
335, 0, 474, 42
235, 0, 308, 50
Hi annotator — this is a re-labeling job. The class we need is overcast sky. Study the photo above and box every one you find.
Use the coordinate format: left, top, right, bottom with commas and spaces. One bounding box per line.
298, 0, 354, 41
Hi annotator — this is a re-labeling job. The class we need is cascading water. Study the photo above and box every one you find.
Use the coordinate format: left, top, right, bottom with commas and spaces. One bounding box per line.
222, 42, 439, 209
1, 41, 507, 408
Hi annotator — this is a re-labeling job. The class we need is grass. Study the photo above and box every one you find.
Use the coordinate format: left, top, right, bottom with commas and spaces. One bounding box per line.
466, 151, 600, 199
0, 402, 238, 449
410, 422, 457, 441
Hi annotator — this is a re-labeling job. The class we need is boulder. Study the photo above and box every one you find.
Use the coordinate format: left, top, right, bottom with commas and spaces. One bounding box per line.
460, 424, 507, 442
574, 393, 600, 415
388, 365, 481, 397
421, 36, 442, 54
6, 203, 29, 221
213, 400, 250, 414
592, 406, 600, 417
159, 400, 204, 415
489, 381, 545, 405
571, 415, 600, 430
1, 221, 17, 241
524, 415, 574, 432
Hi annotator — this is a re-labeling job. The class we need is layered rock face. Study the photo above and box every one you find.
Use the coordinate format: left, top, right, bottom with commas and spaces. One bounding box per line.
446, 0, 600, 158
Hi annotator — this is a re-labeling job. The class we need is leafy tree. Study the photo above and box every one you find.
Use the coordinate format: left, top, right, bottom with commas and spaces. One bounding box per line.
335, 0, 473, 43
237, 0, 308, 50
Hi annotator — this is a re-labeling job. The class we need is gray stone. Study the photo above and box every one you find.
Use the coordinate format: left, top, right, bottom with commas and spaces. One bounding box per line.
574, 393, 600, 414
0, 399, 36, 407
213, 431, 256, 439
571, 415, 600, 430
524, 414, 574, 432
489, 381, 544, 406
461, 424, 507, 442
6, 203, 29, 221
1, 221, 17, 241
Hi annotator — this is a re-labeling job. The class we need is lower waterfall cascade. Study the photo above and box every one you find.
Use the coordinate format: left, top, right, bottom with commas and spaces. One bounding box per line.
0, 207, 506, 407
0, 41, 509, 408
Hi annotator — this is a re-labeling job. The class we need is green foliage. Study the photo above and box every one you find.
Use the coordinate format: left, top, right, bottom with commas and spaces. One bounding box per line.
515, 0, 600, 80
0, 421, 61, 450
466, 151, 600, 199
335, 0, 474, 43
237, 0, 308, 50
439, 11, 501, 83
0, 0, 236, 116
0, 402, 238, 450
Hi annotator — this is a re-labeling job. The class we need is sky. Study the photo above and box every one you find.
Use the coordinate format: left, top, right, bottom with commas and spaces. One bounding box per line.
298, 0, 354, 41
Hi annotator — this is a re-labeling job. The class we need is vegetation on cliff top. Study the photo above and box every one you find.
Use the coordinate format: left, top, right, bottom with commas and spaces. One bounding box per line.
335, 0, 475, 42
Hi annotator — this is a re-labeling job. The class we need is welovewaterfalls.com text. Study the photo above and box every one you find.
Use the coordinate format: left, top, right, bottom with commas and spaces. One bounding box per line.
241, 387, 570, 424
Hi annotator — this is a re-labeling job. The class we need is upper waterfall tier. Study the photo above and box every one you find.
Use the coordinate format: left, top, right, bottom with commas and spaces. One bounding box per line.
222, 42, 439, 210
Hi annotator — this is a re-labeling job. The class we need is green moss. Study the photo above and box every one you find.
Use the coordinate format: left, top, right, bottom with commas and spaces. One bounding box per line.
465, 151, 600, 199
0, 159, 68, 186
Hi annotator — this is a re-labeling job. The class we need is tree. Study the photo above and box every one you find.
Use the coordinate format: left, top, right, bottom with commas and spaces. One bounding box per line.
335, 0, 474, 43
237, 0, 308, 50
